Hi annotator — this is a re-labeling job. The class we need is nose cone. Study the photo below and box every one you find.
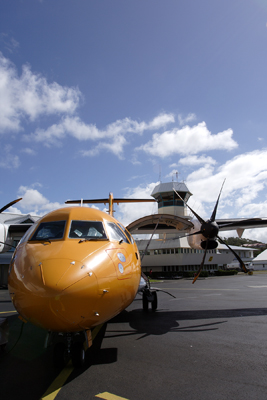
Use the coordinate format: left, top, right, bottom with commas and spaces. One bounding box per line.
45, 270, 99, 331
9, 249, 101, 331
11, 261, 99, 331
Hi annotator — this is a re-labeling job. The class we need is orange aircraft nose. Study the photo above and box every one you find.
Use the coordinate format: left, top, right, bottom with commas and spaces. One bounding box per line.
41, 261, 100, 331
9, 253, 100, 331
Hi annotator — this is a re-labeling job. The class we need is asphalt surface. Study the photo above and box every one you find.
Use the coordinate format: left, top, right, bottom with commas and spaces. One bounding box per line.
1, 273, 267, 400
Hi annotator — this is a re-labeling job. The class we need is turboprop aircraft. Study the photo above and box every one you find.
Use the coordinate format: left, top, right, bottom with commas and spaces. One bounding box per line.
4, 188, 267, 367
7, 195, 158, 367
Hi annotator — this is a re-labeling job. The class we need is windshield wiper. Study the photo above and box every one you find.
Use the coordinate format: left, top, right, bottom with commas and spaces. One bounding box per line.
78, 238, 108, 243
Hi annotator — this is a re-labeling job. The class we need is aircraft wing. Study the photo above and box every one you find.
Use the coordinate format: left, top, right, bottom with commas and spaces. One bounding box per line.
65, 198, 156, 205
126, 214, 194, 235
216, 218, 267, 230
216, 217, 267, 237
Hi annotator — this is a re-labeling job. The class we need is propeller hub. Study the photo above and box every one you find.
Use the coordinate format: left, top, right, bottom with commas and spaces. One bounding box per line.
201, 220, 219, 239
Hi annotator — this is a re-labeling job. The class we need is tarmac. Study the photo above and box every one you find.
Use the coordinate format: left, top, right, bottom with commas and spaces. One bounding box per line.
1, 272, 267, 400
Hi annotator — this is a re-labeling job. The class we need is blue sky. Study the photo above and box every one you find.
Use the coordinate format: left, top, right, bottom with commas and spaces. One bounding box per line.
1, 0, 267, 241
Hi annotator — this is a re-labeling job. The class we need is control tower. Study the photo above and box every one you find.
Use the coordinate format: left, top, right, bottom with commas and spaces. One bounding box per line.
151, 181, 192, 218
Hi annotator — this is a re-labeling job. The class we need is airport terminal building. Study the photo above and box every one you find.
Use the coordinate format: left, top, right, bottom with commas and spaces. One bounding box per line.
137, 237, 254, 275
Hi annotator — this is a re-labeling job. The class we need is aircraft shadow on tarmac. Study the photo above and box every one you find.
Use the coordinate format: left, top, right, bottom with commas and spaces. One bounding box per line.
106, 303, 267, 339
0, 319, 117, 400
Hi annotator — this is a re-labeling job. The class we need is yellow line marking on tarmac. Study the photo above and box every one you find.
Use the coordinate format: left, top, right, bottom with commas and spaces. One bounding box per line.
41, 324, 103, 400
96, 392, 129, 400
41, 361, 73, 400
0, 310, 17, 314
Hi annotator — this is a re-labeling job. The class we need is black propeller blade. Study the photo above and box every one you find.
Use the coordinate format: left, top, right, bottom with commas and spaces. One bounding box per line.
0, 240, 14, 249
210, 179, 225, 222
217, 236, 248, 273
0, 198, 22, 214
174, 188, 205, 224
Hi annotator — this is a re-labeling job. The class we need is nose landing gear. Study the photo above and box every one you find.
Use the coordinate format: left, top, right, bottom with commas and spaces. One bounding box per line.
142, 288, 158, 311
49, 331, 88, 369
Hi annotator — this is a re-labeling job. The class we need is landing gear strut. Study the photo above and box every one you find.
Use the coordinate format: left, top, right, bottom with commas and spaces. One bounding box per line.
48, 331, 88, 368
142, 288, 158, 311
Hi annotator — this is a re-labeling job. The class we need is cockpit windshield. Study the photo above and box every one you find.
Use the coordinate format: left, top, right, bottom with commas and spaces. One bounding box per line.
30, 220, 66, 241
69, 221, 108, 240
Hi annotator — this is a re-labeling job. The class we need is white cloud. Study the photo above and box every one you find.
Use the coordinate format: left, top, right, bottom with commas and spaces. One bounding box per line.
185, 150, 267, 225
17, 186, 65, 215
0, 53, 81, 134
243, 227, 267, 242
0, 53, 176, 159
23, 113, 175, 157
81, 134, 128, 159
136, 122, 238, 158
148, 113, 175, 129
178, 113, 196, 126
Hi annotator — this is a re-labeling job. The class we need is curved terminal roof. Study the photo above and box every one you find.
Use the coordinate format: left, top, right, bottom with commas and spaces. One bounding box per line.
126, 213, 194, 235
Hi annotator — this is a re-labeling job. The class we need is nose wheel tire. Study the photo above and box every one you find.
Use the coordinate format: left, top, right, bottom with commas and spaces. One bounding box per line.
142, 290, 157, 311
151, 291, 158, 310
53, 340, 85, 368
71, 342, 85, 368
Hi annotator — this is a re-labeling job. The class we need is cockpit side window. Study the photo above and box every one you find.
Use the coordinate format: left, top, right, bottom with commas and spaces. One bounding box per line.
117, 223, 135, 244
105, 222, 129, 243
30, 221, 66, 241
69, 221, 107, 239
19, 222, 38, 244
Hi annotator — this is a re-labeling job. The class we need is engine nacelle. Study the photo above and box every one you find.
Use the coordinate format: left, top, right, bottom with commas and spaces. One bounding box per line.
187, 220, 218, 250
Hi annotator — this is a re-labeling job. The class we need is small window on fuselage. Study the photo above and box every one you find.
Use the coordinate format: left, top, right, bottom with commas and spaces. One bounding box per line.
105, 222, 129, 243
69, 220, 108, 240
30, 221, 66, 241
